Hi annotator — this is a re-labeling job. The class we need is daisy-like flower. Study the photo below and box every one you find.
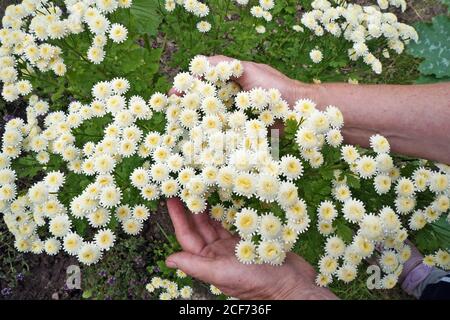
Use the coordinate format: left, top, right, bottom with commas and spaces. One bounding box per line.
49, 214, 71, 238
342, 199, 365, 223
179, 286, 193, 299
130, 167, 150, 189
356, 156, 377, 179
94, 229, 116, 251
235, 240, 257, 264
370, 134, 390, 153
77, 243, 102, 265
132, 205, 151, 221
122, 218, 143, 235
319, 255, 339, 275
309, 49, 323, 63
259, 213, 282, 240
44, 238, 61, 255
257, 240, 285, 265
341, 145, 359, 164
109, 23, 128, 43
325, 236, 346, 258
234, 208, 259, 237
317, 200, 338, 221
280, 155, 303, 180
336, 264, 357, 283
99, 186, 122, 208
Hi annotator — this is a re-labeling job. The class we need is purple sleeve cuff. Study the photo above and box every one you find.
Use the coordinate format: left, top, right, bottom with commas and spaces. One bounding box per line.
401, 263, 433, 296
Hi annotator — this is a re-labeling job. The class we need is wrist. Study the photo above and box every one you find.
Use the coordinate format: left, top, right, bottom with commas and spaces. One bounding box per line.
286, 79, 322, 108
273, 272, 338, 300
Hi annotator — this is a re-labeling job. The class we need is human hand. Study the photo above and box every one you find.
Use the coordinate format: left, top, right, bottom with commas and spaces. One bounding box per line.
165, 198, 338, 300
208, 55, 309, 107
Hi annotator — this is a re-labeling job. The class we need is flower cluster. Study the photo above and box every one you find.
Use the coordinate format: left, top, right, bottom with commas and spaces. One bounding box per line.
0, 0, 131, 102
300, 0, 418, 73
0, 76, 157, 265
163, 0, 276, 33
163, 0, 212, 33
146, 276, 193, 300
1, 56, 449, 290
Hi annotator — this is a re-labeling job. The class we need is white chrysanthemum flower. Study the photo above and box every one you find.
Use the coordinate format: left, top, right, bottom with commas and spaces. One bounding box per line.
77, 243, 102, 265
99, 186, 122, 208
374, 174, 392, 194
197, 21, 211, 33
257, 240, 285, 265
259, 213, 282, 240
44, 238, 61, 255
94, 154, 116, 175
325, 236, 346, 258
315, 273, 333, 287
341, 145, 359, 164
94, 229, 116, 251
235, 208, 259, 237
280, 155, 303, 180
49, 214, 71, 237
395, 196, 416, 215
370, 134, 390, 154
376, 153, 394, 172
277, 181, 299, 208
309, 49, 323, 63
379, 250, 399, 273
380, 207, 401, 232
360, 214, 383, 240
87, 45, 105, 64
342, 199, 365, 223
115, 205, 131, 222
381, 273, 398, 289
130, 167, 149, 188
235, 240, 257, 264
318, 200, 338, 221
131, 205, 150, 221
336, 264, 357, 283
256, 174, 279, 202
333, 184, 351, 202
109, 23, 128, 43
356, 155, 377, 179
319, 255, 339, 275
429, 173, 448, 193
63, 232, 83, 255
88, 208, 111, 228
122, 218, 143, 235
395, 177, 415, 197
185, 195, 206, 214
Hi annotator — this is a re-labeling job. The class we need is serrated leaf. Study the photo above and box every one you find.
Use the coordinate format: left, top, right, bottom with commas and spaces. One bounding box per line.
130, 0, 162, 36
407, 15, 450, 78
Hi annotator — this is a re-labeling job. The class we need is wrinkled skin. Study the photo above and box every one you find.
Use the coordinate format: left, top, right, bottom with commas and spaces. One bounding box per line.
165, 198, 337, 300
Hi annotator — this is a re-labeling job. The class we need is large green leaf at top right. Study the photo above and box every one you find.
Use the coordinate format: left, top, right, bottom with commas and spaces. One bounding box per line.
407, 15, 450, 78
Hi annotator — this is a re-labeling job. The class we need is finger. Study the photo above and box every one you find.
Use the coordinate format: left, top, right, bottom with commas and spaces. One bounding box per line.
191, 211, 220, 244
166, 197, 206, 254
209, 218, 234, 240
168, 87, 182, 97
207, 55, 234, 66
166, 251, 220, 284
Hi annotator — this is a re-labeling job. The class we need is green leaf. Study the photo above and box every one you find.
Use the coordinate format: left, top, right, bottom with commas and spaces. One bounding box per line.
407, 15, 450, 78
11, 155, 42, 179
130, 0, 162, 36
82, 290, 93, 299
440, 0, 450, 13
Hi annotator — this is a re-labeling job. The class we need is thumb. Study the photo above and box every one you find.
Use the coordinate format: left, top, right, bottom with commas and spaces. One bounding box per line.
166, 251, 219, 284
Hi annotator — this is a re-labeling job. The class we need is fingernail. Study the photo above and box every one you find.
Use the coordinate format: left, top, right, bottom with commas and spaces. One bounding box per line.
166, 259, 177, 269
